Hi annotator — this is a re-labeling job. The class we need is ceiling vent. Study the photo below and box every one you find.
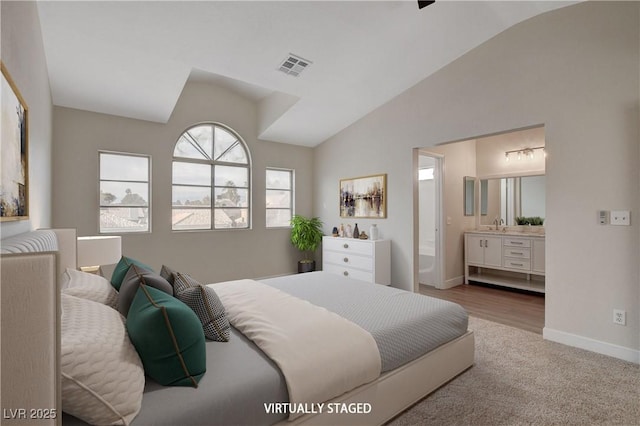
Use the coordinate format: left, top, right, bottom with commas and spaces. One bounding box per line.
277, 54, 312, 77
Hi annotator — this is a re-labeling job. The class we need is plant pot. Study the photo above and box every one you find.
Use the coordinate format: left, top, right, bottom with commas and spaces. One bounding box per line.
298, 260, 316, 273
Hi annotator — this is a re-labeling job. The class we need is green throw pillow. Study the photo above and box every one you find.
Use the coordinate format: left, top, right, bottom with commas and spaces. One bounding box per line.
126, 285, 206, 387
111, 256, 153, 291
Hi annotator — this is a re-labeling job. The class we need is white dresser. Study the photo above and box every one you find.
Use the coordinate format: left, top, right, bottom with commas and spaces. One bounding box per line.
464, 231, 545, 293
322, 236, 391, 285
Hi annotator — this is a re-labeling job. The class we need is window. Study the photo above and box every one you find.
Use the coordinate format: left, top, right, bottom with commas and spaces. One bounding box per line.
419, 167, 434, 181
99, 151, 150, 233
172, 123, 251, 230
266, 168, 294, 228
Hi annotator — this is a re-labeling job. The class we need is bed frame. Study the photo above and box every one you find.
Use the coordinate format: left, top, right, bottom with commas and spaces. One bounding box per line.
1, 229, 474, 426
280, 331, 474, 426
1, 229, 76, 426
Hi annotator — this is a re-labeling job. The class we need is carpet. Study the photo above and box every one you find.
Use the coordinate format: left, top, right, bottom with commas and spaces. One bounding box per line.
388, 316, 640, 426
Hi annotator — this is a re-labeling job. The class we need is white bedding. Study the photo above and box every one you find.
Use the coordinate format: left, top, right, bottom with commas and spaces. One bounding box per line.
212, 279, 381, 420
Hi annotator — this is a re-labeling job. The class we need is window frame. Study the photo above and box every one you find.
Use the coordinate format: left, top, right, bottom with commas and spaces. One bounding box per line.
265, 167, 294, 229
171, 122, 252, 231
98, 150, 151, 234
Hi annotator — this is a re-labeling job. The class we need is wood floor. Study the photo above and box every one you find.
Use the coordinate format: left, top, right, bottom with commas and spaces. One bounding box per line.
419, 282, 545, 334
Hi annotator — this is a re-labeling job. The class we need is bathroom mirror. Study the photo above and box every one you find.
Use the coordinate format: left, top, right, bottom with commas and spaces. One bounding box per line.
480, 175, 545, 226
464, 176, 475, 216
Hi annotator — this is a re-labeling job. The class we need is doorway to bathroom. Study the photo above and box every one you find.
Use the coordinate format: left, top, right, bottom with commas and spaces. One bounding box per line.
417, 151, 444, 289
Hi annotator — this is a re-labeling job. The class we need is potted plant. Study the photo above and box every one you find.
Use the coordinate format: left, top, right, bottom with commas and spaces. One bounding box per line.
515, 216, 545, 226
290, 215, 323, 273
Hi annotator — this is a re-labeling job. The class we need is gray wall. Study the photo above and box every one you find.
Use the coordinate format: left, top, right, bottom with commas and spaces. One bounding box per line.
0, 1, 53, 238
53, 81, 314, 283
314, 2, 639, 356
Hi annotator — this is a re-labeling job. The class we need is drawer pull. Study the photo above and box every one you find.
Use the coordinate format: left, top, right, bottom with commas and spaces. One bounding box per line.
343, 257, 349, 263
343, 243, 349, 249
511, 241, 524, 245
512, 252, 524, 255
510, 262, 524, 267
343, 271, 349, 276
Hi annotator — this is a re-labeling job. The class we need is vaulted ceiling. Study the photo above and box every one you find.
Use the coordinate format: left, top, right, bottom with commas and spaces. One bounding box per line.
37, 1, 576, 147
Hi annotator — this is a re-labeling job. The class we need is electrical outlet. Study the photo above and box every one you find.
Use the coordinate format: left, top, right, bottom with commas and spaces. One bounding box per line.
610, 210, 630, 226
613, 309, 626, 326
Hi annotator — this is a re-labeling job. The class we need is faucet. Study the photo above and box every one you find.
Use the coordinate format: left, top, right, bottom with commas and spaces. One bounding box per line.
493, 217, 505, 230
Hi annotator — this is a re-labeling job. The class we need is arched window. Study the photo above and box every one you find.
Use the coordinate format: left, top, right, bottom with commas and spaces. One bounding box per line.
172, 123, 251, 230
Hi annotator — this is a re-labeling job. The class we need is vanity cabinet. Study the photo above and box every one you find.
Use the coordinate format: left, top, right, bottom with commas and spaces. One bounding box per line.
322, 236, 390, 285
532, 239, 545, 274
466, 235, 502, 268
464, 232, 545, 293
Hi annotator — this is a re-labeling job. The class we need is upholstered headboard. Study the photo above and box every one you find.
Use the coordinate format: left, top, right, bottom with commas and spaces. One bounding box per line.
1, 228, 76, 426
0, 228, 77, 272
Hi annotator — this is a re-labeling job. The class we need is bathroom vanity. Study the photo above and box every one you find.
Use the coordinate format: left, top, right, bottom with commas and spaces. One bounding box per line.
464, 230, 545, 293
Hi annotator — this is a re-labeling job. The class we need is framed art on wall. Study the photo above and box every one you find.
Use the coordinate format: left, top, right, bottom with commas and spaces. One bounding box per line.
340, 173, 386, 218
1, 62, 29, 221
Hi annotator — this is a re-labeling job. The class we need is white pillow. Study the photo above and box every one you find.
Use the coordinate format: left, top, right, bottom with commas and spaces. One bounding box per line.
61, 268, 118, 309
61, 294, 144, 425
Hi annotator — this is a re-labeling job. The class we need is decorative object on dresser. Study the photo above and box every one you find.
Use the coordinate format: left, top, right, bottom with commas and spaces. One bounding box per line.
1, 62, 29, 221
339, 173, 387, 218
322, 236, 391, 285
76, 235, 122, 274
353, 223, 360, 238
369, 223, 379, 240
464, 231, 545, 293
290, 214, 323, 273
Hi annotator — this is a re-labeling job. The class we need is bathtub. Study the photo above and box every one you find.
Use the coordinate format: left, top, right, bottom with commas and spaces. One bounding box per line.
419, 240, 436, 286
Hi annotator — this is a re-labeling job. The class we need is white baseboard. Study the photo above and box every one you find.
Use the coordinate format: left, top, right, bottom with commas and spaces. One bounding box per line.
543, 327, 639, 364
439, 275, 464, 290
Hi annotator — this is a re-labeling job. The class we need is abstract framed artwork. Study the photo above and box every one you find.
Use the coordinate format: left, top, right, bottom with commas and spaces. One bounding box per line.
340, 173, 386, 218
1, 62, 29, 221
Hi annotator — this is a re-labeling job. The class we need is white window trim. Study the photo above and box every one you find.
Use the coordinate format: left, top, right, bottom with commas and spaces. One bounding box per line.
171, 122, 252, 231
98, 150, 151, 234
265, 167, 294, 229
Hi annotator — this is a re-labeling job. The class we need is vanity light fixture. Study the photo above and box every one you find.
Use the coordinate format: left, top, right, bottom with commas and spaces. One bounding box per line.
504, 146, 545, 161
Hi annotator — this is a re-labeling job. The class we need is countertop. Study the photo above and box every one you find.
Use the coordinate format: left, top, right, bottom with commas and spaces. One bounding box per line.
465, 229, 545, 237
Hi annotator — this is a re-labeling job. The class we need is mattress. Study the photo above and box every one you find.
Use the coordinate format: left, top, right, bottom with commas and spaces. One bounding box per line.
63, 271, 468, 426
262, 272, 468, 372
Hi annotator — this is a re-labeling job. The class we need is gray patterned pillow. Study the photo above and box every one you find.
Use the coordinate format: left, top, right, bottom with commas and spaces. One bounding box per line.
174, 273, 230, 342
160, 264, 177, 287
118, 264, 173, 316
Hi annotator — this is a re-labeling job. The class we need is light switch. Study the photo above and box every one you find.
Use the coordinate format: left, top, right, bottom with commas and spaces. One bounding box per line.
598, 210, 609, 225
610, 210, 630, 226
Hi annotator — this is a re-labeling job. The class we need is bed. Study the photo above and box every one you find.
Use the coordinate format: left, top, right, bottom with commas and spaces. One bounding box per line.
1, 228, 77, 426
1, 229, 474, 426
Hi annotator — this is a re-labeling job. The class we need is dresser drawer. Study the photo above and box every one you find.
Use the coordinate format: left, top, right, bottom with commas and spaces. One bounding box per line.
324, 251, 373, 271
503, 247, 530, 259
323, 263, 373, 282
503, 238, 531, 248
323, 238, 372, 256
503, 258, 531, 271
